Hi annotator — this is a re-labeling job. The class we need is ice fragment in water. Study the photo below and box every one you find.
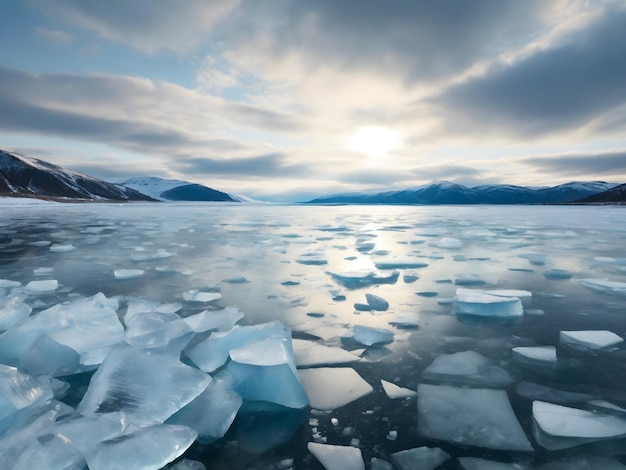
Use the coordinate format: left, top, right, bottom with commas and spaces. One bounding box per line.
370, 457, 393, 470
299, 367, 373, 410
186, 321, 290, 373
124, 298, 182, 324
458, 457, 531, 469
0, 296, 32, 331
532, 401, 626, 449
0, 364, 53, 421
454, 273, 485, 286
86, 424, 197, 470
486, 289, 532, 305
519, 253, 546, 266
512, 346, 557, 365
167, 385, 242, 443
131, 250, 174, 261
183, 306, 244, 333
183, 290, 222, 303
218, 338, 309, 409
422, 350, 514, 387
381, 380, 416, 399
169, 460, 207, 470
388, 311, 419, 328
453, 289, 523, 317
297, 250, 328, 265
434, 237, 463, 249
352, 325, 394, 346
114, 269, 144, 280
374, 257, 428, 270
328, 269, 399, 288
292, 339, 360, 367
50, 244, 75, 253
124, 311, 193, 355
77, 346, 210, 422
543, 268, 573, 280
560, 330, 623, 350
0, 279, 21, 288
307, 442, 365, 470
33, 267, 53, 275
578, 278, 626, 297
418, 384, 532, 451
54, 412, 129, 454
222, 276, 249, 284
25, 279, 58, 293
515, 382, 593, 404
365, 293, 389, 311
391, 446, 450, 470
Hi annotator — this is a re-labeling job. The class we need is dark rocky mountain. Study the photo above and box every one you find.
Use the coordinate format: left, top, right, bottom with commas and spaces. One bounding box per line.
307, 181, 618, 205
160, 183, 235, 202
576, 183, 626, 203
121, 176, 240, 202
0, 150, 154, 201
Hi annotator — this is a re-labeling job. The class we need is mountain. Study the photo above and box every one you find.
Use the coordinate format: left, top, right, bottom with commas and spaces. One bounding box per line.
121, 176, 238, 202
576, 183, 626, 203
307, 181, 618, 205
0, 150, 153, 201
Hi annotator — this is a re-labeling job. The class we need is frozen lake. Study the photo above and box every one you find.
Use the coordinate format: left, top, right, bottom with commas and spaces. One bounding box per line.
1, 203, 626, 469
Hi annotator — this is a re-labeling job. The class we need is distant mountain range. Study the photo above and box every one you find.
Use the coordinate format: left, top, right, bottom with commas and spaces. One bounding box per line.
120, 177, 238, 202
307, 181, 621, 205
0, 150, 153, 201
577, 183, 626, 203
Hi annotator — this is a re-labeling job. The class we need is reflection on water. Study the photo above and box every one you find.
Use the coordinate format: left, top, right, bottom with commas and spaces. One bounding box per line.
1, 203, 626, 468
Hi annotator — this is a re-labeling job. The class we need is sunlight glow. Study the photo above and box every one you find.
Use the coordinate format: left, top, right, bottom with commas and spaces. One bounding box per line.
346, 126, 401, 159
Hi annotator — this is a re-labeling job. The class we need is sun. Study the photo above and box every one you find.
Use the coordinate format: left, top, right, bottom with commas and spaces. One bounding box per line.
346, 126, 401, 159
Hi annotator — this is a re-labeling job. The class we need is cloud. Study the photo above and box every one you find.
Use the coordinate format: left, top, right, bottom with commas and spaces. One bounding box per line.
173, 153, 311, 178
519, 150, 626, 178
430, 5, 626, 138
34, 26, 73, 44
27, 0, 239, 54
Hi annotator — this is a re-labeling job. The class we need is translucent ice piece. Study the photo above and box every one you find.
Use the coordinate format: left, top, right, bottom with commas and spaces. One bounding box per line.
512, 346, 557, 365
328, 270, 399, 288
365, 293, 389, 311
533, 401, 626, 439
579, 278, 626, 297
183, 306, 244, 333
560, 330, 623, 350
0, 296, 32, 331
293, 339, 360, 367
54, 412, 129, 454
183, 290, 222, 303
391, 447, 450, 470
114, 269, 144, 280
25, 279, 58, 293
352, 325, 394, 346
381, 380, 416, 399
124, 298, 182, 324
86, 424, 197, 470
418, 384, 532, 451
308, 442, 364, 470
298, 367, 373, 410
453, 289, 523, 317
0, 364, 53, 421
124, 312, 193, 355
78, 346, 210, 422
374, 257, 428, 270
422, 350, 514, 387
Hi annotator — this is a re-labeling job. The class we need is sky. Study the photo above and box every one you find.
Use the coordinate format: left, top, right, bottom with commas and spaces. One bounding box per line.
1, 0, 626, 202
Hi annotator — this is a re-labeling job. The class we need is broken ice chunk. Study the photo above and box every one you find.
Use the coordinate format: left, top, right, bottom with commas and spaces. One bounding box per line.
54, 412, 129, 454
222, 276, 249, 283
219, 338, 309, 409
114, 269, 144, 280
186, 321, 290, 373
131, 250, 174, 261
486, 289, 532, 305
560, 330, 623, 350
458, 457, 531, 469
391, 447, 450, 470
381, 380, 416, 399
0, 364, 53, 421
298, 367, 373, 410
422, 350, 514, 387
0, 279, 21, 288
418, 384, 532, 451
328, 269, 399, 288
532, 400, 626, 450
388, 311, 419, 328
374, 257, 428, 270
453, 289, 523, 317
365, 293, 389, 311
183, 290, 222, 303
579, 278, 626, 297
124, 298, 182, 324
512, 346, 557, 365
50, 244, 75, 253
292, 339, 360, 367
25, 279, 58, 293
0, 296, 32, 331
352, 325, 394, 346
167, 385, 242, 443
297, 250, 328, 265
183, 306, 244, 333
307, 442, 365, 470
77, 346, 210, 422
124, 311, 193, 355
515, 382, 593, 404
543, 269, 573, 280
33, 267, 53, 276
434, 237, 463, 249
454, 273, 485, 286
86, 424, 197, 470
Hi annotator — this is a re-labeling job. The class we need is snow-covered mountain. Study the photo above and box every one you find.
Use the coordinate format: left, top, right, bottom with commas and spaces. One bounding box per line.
307, 181, 619, 205
0, 150, 153, 201
577, 183, 626, 203
121, 176, 238, 202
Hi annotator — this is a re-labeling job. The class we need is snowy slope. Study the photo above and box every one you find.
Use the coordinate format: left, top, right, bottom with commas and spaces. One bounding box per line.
308, 181, 619, 205
121, 176, 240, 202
0, 150, 153, 201
120, 177, 192, 201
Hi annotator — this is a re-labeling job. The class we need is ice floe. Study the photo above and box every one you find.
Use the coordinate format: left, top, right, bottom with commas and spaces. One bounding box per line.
373, 257, 429, 270
543, 268, 573, 280
292, 339, 360, 367
25, 279, 58, 293
298, 367, 373, 410
182, 290, 222, 303
453, 289, 523, 317
418, 384, 532, 451
512, 346, 557, 365
391, 447, 450, 470
364, 293, 389, 311
388, 311, 419, 328
352, 325, 394, 346
422, 350, 514, 387
328, 269, 399, 288
579, 278, 626, 297
307, 442, 364, 470
381, 380, 416, 399
560, 330, 623, 350
114, 269, 144, 280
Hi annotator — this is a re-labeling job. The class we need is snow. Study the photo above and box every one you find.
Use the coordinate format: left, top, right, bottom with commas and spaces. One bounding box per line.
381, 380, 416, 399
453, 289, 523, 317
307, 442, 364, 470
418, 384, 532, 451
391, 447, 450, 470
560, 330, 623, 350
298, 367, 373, 410
422, 350, 514, 387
